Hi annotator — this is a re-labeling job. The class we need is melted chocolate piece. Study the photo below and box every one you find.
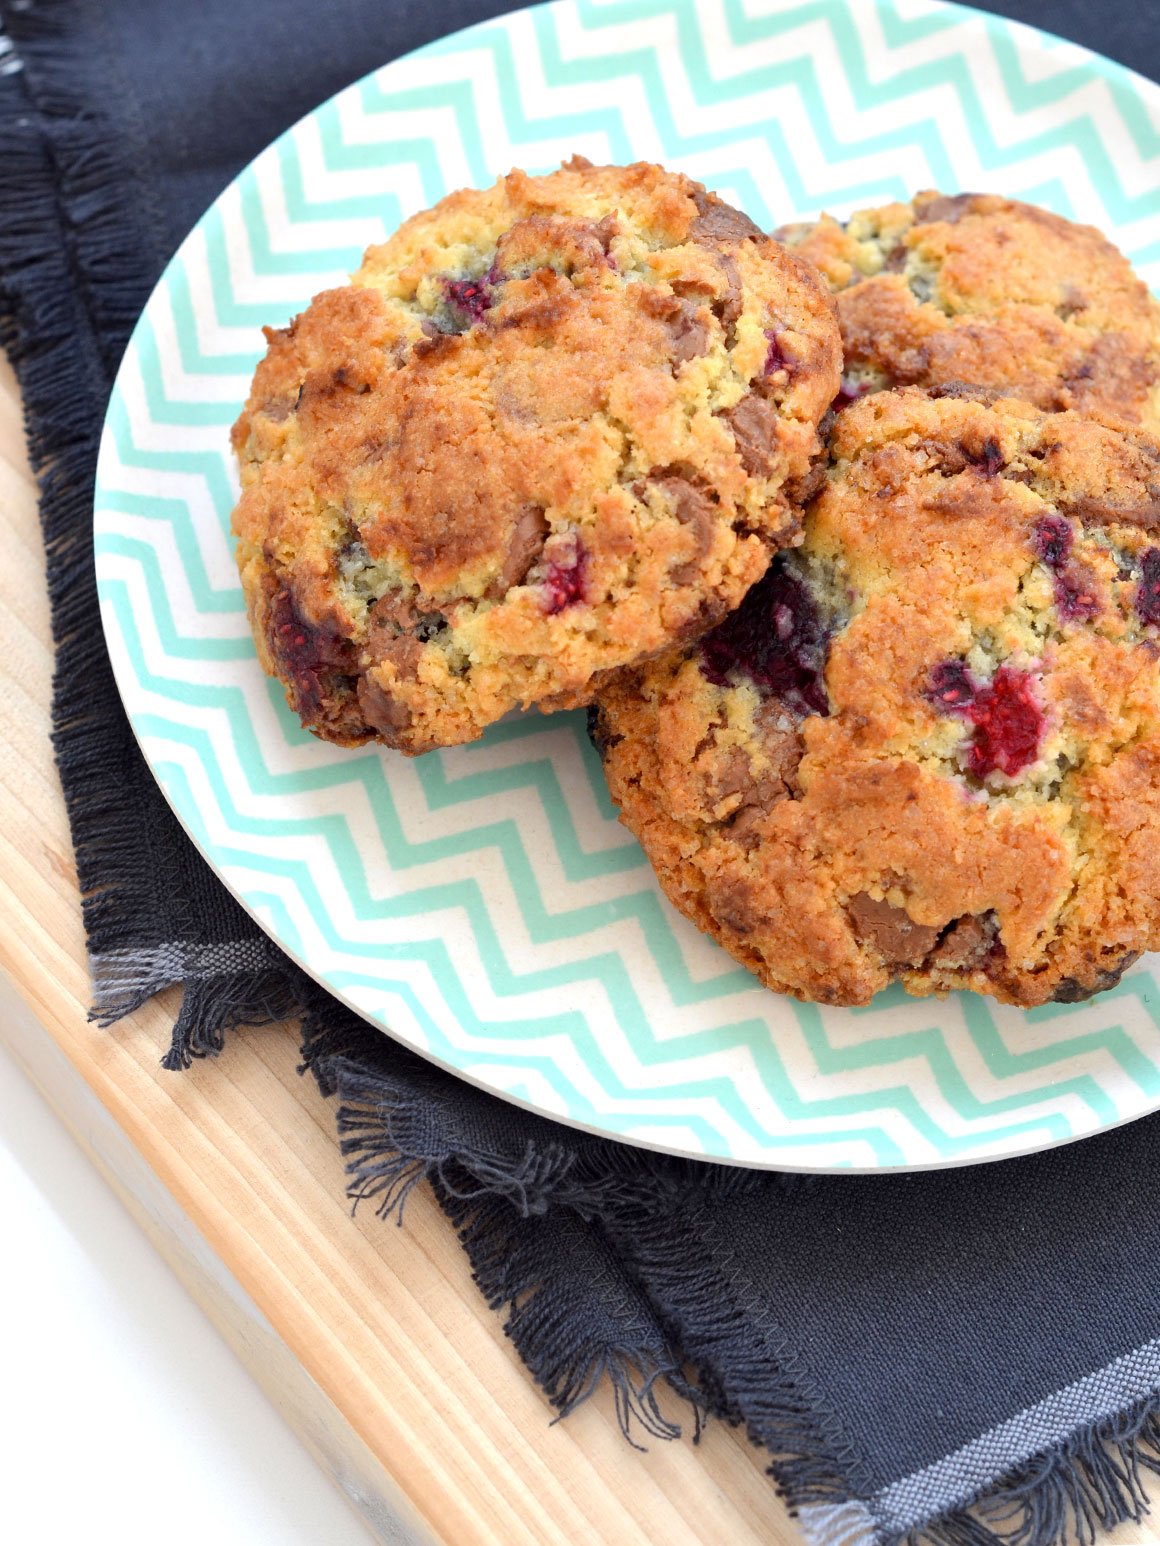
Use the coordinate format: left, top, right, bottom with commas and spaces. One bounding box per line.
688, 188, 764, 246
848, 894, 940, 966
722, 393, 783, 478
1051, 952, 1141, 1002
913, 192, 980, 225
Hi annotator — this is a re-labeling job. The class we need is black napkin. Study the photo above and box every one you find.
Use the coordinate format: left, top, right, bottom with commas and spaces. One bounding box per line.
4, 2, 1160, 1542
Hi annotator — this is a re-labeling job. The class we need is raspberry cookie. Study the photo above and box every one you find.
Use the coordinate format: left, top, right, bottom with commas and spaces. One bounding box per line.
777, 192, 1160, 425
231, 158, 840, 753
591, 387, 1160, 1008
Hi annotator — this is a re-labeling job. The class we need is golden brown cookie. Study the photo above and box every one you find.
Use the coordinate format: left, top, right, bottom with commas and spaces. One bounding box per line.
777, 191, 1160, 426
591, 387, 1160, 1008
231, 157, 840, 753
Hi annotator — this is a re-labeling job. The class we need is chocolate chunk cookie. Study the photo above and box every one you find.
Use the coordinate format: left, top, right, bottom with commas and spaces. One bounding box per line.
592, 387, 1160, 1008
231, 157, 841, 752
777, 191, 1160, 425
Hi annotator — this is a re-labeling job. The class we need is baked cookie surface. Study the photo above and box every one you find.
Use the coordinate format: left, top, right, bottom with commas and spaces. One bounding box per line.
777, 192, 1160, 426
592, 387, 1160, 1008
231, 158, 840, 753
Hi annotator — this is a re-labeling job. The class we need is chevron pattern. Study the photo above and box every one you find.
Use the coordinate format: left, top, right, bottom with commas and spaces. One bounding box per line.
94, 0, 1160, 1169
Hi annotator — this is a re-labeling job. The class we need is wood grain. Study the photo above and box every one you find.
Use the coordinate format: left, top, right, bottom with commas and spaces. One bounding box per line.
0, 352, 793, 1544
1, 351, 1158, 1546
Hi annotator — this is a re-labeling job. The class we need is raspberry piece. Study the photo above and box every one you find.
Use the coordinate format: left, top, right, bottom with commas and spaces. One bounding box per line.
1054, 565, 1100, 622
444, 276, 493, 323
541, 537, 587, 614
965, 666, 1044, 779
763, 329, 792, 377
970, 437, 1004, 477
928, 659, 1045, 779
700, 559, 831, 718
269, 587, 353, 718
1034, 514, 1073, 569
830, 379, 871, 413
1137, 548, 1160, 626
1033, 516, 1099, 621
927, 659, 976, 710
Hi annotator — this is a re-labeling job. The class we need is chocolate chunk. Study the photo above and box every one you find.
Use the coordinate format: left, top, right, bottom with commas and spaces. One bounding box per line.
848, 893, 940, 967
496, 504, 550, 594
671, 254, 743, 343
717, 745, 796, 847
357, 636, 423, 737
357, 674, 413, 735
638, 288, 711, 364
593, 213, 619, 253
783, 461, 828, 507
883, 243, 909, 273
928, 914, 995, 972
672, 592, 735, 643
927, 435, 1005, 479
925, 381, 1000, 404
412, 330, 463, 362
712, 876, 763, 936
586, 703, 623, 764
369, 632, 423, 681
722, 393, 782, 478
259, 395, 296, 422
1053, 491, 1160, 531
651, 474, 717, 584
712, 252, 744, 335
724, 803, 767, 847
913, 192, 979, 226
1051, 952, 1140, 1002
712, 746, 755, 800
367, 594, 447, 653
689, 189, 764, 246
669, 303, 711, 363
296, 363, 366, 411
368, 590, 420, 635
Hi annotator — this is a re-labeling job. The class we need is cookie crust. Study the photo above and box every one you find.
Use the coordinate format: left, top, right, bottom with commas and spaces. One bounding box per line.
232, 158, 840, 752
778, 192, 1160, 426
593, 387, 1160, 1008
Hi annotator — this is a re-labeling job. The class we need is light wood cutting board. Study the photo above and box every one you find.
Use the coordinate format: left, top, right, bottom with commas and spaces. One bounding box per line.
1, 353, 1156, 1546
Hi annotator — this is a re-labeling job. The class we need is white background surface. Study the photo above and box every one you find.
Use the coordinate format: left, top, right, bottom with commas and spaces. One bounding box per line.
0, 1033, 376, 1546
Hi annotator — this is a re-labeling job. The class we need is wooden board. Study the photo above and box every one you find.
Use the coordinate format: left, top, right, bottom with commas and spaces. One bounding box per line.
1, 352, 1157, 1546
0, 354, 795, 1544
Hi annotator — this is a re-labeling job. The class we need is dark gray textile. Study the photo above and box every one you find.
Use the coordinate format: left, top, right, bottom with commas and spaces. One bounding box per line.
4, 1, 1160, 1542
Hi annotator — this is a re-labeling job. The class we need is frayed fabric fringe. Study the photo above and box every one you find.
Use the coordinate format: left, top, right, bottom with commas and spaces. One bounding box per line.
901, 1393, 1160, 1546
298, 1010, 1160, 1539
0, 0, 299, 1009
159, 972, 306, 1071
298, 998, 701, 1443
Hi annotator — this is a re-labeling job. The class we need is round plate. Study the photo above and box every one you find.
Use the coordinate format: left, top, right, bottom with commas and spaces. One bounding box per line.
95, 0, 1160, 1171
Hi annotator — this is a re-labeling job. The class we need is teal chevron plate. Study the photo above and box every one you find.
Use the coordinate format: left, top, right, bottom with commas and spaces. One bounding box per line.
96, 0, 1160, 1170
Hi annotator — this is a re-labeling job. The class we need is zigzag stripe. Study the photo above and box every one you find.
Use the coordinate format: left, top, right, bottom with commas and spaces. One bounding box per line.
93, 0, 1160, 1168
100, 561, 1154, 1153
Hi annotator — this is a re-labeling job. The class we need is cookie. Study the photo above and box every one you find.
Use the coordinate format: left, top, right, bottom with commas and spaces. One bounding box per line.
777, 192, 1160, 426
591, 387, 1160, 1008
231, 157, 841, 753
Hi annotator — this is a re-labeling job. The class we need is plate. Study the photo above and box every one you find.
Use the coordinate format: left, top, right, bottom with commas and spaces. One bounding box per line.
95, 0, 1160, 1171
